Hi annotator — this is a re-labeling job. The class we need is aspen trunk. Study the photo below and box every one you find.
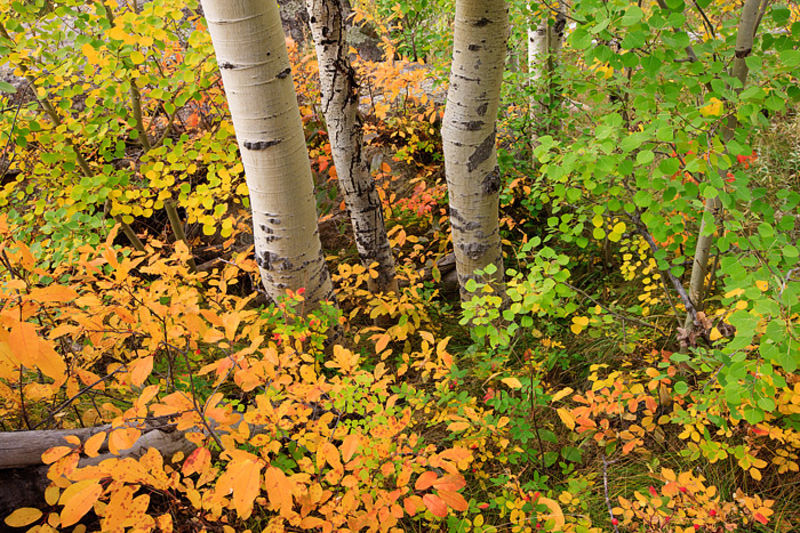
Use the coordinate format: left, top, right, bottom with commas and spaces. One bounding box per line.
684, 0, 761, 330
442, 0, 509, 300
200, 0, 335, 310
528, 5, 565, 147
305, 0, 398, 294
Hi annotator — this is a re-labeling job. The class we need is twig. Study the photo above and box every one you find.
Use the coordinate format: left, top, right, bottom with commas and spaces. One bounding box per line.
629, 210, 698, 325
602, 454, 620, 533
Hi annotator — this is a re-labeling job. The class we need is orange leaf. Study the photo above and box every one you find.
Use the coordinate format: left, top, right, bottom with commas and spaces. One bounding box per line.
264, 466, 294, 516
108, 426, 140, 455
437, 489, 468, 512
415, 471, 437, 491
375, 333, 391, 353
41, 446, 74, 465
318, 441, 342, 471
219, 458, 262, 519
433, 474, 466, 492
182, 447, 211, 477
403, 495, 423, 516
4, 507, 43, 527
28, 285, 78, 303
84, 431, 107, 458
59, 480, 103, 527
130, 356, 153, 387
423, 493, 448, 517
340, 434, 360, 463
396, 465, 412, 488
8, 321, 66, 383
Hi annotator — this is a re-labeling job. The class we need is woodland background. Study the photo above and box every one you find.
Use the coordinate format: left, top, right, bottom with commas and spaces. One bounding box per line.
0, 0, 799, 532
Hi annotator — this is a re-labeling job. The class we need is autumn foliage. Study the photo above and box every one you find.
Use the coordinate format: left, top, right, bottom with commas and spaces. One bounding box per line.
1, 0, 800, 532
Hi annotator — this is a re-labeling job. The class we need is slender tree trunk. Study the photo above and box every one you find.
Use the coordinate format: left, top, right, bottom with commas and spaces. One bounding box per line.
528, 4, 565, 147
442, 0, 509, 300
305, 0, 398, 294
684, 0, 761, 330
200, 0, 335, 310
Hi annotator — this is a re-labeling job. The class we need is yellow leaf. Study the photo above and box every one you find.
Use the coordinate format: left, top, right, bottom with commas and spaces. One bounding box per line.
447, 421, 470, 432
700, 97, 724, 117
5, 507, 43, 527
59, 480, 103, 527
501, 377, 522, 389
557, 408, 576, 430
551, 387, 574, 403
755, 280, 768, 291
570, 316, 589, 335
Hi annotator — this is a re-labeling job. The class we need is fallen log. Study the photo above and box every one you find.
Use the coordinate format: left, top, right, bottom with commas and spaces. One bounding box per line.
0, 417, 203, 517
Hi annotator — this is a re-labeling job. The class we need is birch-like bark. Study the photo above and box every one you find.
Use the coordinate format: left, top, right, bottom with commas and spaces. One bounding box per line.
528, 5, 565, 147
684, 0, 761, 329
442, 0, 509, 300
305, 0, 398, 294
200, 0, 335, 310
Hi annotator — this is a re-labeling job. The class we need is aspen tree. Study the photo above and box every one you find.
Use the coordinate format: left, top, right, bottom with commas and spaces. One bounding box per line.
684, 0, 761, 331
305, 0, 398, 293
442, 0, 509, 300
528, 3, 566, 146
200, 0, 335, 310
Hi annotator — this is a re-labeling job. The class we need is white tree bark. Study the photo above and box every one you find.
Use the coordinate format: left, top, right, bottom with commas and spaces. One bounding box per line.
684, 0, 761, 330
442, 0, 509, 300
200, 0, 335, 310
305, 0, 398, 294
528, 5, 565, 148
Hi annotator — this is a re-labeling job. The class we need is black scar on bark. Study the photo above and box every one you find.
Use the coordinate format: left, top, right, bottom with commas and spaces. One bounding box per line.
220, 61, 235, 70
276, 67, 291, 79
458, 241, 489, 260
256, 251, 279, 271
735, 47, 752, 58
450, 207, 480, 231
463, 120, 484, 131
468, 44, 482, 51
244, 139, 281, 151
474, 17, 491, 27
476, 102, 488, 116
467, 129, 496, 172
481, 166, 501, 195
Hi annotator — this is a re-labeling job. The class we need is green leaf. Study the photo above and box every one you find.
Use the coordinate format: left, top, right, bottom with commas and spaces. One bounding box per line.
780, 49, 800, 69
621, 6, 644, 26
0, 80, 16, 93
